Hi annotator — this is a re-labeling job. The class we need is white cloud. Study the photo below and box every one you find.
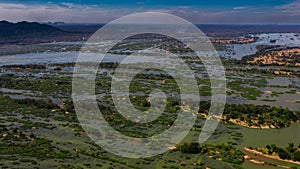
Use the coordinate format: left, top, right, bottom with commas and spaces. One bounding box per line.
136, 2, 144, 5
233, 6, 246, 10
276, 0, 300, 16
0, 2, 130, 23
0, 2, 300, 24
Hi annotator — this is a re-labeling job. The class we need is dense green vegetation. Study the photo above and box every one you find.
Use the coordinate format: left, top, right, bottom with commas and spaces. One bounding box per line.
176, 143, 245, 165
198, 101, 300, 128
0, 60, 299, 168
0, 94, 239, 168
255, 143, 300, 162
223, 104, 299, 128
0, 74, 72, 96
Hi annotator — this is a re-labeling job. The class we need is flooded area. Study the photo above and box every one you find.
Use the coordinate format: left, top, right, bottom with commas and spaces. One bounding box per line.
267, 77, 300, 87
0, 51, 184, 66
225, 33, 300, 59
1, 5, 300, 169
0, 38, 299, 112
241, 123, 300, 148
2, 33, 300, 63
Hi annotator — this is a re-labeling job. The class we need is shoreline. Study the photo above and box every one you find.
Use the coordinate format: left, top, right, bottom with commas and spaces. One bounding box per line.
243, 147, 300, 166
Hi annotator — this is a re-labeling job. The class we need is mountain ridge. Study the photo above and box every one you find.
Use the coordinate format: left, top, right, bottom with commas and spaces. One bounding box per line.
0, 20, 67, 38
0, 21, 86, 46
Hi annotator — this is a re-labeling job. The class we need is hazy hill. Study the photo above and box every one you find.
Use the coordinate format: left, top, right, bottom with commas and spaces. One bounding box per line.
1, 21, 300, 46
0, 21, 87, 46
0, 21, 66, 37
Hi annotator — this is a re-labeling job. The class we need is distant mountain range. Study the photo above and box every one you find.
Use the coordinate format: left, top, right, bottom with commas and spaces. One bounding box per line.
0, 20, 66, 37
0, 21, 88, 46
1, 21, 300, 47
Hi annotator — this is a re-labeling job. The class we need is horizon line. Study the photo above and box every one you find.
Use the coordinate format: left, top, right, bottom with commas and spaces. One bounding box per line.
2, 20, 300, 26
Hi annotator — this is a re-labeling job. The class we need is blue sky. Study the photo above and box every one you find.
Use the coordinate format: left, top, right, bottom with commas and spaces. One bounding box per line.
1, 0, 300, 24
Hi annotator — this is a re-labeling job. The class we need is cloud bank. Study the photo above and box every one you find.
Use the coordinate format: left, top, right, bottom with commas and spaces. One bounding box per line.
0, 1, 300, 24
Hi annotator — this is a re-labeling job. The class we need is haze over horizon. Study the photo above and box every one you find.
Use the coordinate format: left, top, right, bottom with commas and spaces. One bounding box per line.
1, 0, 300, 24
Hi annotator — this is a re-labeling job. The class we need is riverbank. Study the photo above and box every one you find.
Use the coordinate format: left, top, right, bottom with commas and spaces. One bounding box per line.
243, 147, 300, 166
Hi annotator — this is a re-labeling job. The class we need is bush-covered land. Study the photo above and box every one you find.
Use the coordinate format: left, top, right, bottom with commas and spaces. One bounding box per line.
0, 62, 299, 168
199, 101, 300, 128
0, 94, 239, 168
176, 143, 245, 164
255, 143, 300, 162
